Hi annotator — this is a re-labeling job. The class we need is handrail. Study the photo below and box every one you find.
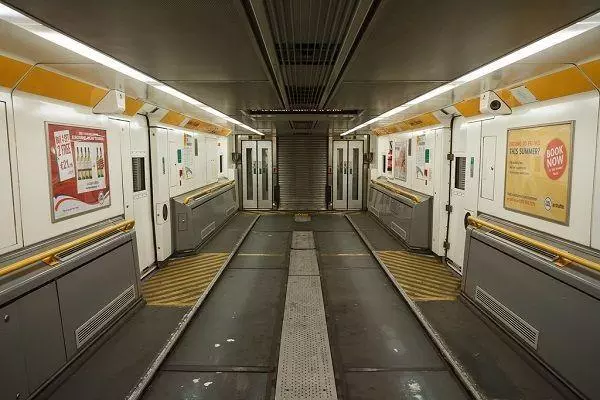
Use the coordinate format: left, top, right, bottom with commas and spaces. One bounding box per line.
0, 219, 135, 278
183, 180, 234, 205
372, 179, 420, 203
467, 215, 600, 274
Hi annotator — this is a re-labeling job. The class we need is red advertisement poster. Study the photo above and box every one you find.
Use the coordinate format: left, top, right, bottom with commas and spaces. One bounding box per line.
46, 123, 110, 222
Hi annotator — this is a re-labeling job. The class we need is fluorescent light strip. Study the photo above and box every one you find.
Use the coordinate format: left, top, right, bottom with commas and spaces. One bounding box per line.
342, 11, 600, 136
0, 3, 263, 135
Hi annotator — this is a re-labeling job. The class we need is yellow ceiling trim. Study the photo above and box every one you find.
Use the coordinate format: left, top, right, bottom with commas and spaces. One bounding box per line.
124, 96, 145, 116
0, 55, 32, 88
17, 66, 108, 107
160, 110, 186, 126
372, 112, 440, 136
495, 88, 522, 108
524, 66, 594, 101
453, 97, 481, 117
185, 118, 232, 136
579, 59, 600, 89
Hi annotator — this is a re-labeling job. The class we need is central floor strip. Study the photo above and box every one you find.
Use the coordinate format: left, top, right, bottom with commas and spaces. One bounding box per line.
275, 231, 337, 400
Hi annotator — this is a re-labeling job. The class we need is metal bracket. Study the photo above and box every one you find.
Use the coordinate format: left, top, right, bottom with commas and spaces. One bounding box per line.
443, 240, 451, 250
447, 153, 455, 161
445, 204, 453, 213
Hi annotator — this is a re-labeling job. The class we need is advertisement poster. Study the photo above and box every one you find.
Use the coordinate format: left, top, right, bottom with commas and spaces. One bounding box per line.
504, 122, 573, 224
415, 135, 429, 181
393, 141, 407, 181
47, 123, 110, 222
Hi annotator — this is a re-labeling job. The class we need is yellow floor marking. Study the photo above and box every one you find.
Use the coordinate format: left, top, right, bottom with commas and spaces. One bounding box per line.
142, 252, 228, 306
377, 251, 461, 301
236, 253, 286, 256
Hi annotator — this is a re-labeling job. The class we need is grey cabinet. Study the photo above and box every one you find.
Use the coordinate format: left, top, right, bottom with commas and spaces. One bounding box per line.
0, 302, 29, 400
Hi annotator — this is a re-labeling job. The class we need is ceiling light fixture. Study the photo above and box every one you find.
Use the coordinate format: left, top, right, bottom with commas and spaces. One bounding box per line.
341, 10, 600, 136
0, 2, 263, 135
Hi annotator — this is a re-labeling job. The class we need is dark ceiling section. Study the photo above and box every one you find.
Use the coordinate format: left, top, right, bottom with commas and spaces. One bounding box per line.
330, 0, 600, 122
265, 0, 359, 109
4, 0, 279, 120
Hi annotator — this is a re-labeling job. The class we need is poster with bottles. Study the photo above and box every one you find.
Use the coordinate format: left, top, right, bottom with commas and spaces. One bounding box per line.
46, 123, 110, 222
393, 140, 407, 182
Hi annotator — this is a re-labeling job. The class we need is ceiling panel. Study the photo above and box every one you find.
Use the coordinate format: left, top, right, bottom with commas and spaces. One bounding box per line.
343, 0, 600, 82
3, 0, 267, 82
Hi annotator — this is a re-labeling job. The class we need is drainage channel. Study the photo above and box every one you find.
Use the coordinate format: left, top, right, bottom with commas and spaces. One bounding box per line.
275, 230, 337, 400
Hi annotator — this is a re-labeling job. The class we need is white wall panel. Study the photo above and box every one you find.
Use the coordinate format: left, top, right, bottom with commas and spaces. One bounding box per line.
478, 91, 599, 246
13, 93, 124, 246
591, 103, 600, 250
0, 100, 18, 253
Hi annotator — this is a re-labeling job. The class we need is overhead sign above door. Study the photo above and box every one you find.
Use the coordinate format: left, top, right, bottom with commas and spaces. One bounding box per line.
504, 122, 573, 225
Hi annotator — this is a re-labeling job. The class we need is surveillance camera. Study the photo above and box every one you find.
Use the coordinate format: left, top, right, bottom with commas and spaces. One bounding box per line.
479, 91, 511, 115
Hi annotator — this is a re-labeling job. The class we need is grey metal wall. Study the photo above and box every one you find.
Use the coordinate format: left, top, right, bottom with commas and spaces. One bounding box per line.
277, 136, 328, 210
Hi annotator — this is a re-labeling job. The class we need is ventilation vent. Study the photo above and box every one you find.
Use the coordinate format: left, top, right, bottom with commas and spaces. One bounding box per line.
475, 286, 539, 349
290, 120, 316, 130
201, 221, 216, 239
132, 157, 146, 192
226, 205, 237, 217
275, 43, 341, 65
391, 221, 407, 240
75, 285, 135, 348
455, 157, 466, 190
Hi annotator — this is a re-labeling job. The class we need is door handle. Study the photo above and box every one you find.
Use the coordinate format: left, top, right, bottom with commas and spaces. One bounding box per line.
253, 161, 257, 174
343, 161, 347, 174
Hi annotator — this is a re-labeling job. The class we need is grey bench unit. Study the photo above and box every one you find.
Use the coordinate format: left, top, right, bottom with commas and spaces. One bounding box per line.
171, 180, 238, 254
0, 223, 141, 400
463, 217, 600, 399
367, 181, 432, 249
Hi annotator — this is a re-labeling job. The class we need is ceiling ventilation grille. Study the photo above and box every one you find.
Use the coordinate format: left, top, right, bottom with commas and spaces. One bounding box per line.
265, 0, 359, 109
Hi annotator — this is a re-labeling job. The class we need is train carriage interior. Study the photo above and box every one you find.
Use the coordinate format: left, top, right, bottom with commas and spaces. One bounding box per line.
1, 1, 600, 399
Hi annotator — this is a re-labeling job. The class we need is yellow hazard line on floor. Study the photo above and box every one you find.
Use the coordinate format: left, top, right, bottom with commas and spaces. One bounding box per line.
377, 251, 461, 301
142, 252, 229, 307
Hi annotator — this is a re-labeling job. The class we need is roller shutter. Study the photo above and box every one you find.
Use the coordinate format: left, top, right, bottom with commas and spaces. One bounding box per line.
277, 136, 328, 210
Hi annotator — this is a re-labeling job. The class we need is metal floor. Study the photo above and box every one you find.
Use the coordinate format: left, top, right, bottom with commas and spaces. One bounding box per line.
141, 213, 468, 399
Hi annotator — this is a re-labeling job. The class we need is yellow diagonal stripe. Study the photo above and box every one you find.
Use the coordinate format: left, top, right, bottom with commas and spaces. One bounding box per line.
142, 252, 228, 306
377, 251, 460, 301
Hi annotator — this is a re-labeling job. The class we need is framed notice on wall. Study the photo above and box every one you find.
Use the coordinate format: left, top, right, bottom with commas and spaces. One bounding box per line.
46, 123, 110, 222
504, 121, 573, 225
393, 141, 407, 181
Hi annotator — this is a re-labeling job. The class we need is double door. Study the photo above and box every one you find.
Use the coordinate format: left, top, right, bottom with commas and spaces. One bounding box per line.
333, 140, 363, 210
242, 140, 272, 209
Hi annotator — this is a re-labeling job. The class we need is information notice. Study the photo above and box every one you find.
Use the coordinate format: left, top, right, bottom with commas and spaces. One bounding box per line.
504, 122, 572, 224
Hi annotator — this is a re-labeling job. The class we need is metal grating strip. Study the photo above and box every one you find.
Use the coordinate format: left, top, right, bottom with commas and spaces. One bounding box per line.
292, 231, 315, 249
275, 275, 337, 400
289, 249, 319, 276
391, 221, 408, 240
475, 286, 539, 349
75, 284, 136, 348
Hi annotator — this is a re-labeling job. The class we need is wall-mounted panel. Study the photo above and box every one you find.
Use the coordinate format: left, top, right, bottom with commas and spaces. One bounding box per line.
478, 91, 599, 246
12, 93, 125, 246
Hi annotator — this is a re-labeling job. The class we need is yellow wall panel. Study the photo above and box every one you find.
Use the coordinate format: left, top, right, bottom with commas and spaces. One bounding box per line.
160, 110, 186, 126
454, 97, 480, 117
17, 67, 108, 107
124, 96, 145, 116
580, 59, 600, 88
495, 88, 521, 108
0, 55, 31, 88
371, 112, 440, 136
525, 66, 594, 101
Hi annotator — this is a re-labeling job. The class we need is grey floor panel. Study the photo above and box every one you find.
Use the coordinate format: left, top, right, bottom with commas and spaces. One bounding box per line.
228, 254, 288, 269
49, 306, 187, 400
143, 371, 269, 400
348, 213, 407, 251
322, 268, 444, 369
420, 300, 569, 400
201, 228, 250, 253
319, 255, 379, 269
226, 212, 259, 230
344, 371, 468, 400
239, 231, 291, 254
315, 231, 369, 254
253, 214, 295, 232
300, 214, 354, 232
164, 268, 286, 368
